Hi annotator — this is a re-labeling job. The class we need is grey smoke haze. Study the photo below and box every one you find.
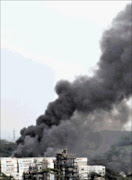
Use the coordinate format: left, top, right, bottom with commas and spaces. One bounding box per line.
15, 4, 132, 157
89, 133, 132, 173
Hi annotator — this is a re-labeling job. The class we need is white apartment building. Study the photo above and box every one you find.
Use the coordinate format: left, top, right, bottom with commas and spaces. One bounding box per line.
0, 157, 105, 180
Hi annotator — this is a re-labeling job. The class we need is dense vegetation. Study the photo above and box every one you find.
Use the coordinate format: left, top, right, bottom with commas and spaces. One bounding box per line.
0, 173, 15, 180
0, 139, 17, 157
88, 169, 132, 180
105, 169, 132, 180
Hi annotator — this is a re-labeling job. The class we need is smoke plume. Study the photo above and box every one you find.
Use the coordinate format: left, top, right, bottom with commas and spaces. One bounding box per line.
15, 4, 132, 157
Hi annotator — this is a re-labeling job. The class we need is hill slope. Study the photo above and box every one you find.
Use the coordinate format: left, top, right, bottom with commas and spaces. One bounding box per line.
0, 139, 17, 157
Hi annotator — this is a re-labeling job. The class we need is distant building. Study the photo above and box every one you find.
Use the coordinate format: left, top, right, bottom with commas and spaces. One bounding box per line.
78, 165, 105, 179
0, 150, 105, 180
54, 149, 79, 180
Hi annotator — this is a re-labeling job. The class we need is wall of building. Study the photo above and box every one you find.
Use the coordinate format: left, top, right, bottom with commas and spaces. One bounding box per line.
78, 165, 105, 179
0, 157, 105, 180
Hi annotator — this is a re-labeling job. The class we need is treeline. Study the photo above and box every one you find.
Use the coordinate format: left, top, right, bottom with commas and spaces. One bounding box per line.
105, 169, 132, 180
89, 170, 132, 180
0, 139, 17, 157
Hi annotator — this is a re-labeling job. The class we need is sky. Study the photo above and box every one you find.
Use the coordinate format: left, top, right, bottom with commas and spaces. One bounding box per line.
1, 1, 131, 141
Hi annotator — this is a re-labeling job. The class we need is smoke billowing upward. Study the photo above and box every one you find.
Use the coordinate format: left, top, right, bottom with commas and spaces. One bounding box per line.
15, 4, 132, 157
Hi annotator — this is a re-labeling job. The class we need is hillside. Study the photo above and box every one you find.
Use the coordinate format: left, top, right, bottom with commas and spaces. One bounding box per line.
89, 131, 132, 173
0, 139, 17, 157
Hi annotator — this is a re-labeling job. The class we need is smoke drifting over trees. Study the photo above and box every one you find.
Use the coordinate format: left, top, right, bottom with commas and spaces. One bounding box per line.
89, 133, 132, 173
15, 4, 132, 157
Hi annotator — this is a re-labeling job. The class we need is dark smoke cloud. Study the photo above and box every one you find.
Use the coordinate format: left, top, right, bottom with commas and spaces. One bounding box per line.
15, 4, 132, 157
16, 101, 131, 157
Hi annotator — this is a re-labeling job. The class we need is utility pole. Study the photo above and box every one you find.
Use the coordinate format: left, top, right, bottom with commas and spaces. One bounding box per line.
13, 129, 16, 142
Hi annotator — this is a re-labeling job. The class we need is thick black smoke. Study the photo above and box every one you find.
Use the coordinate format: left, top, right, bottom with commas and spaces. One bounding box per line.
15, 4, 132, 157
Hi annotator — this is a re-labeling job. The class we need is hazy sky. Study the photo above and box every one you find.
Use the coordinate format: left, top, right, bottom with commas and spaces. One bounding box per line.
1, 1, 131, 140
